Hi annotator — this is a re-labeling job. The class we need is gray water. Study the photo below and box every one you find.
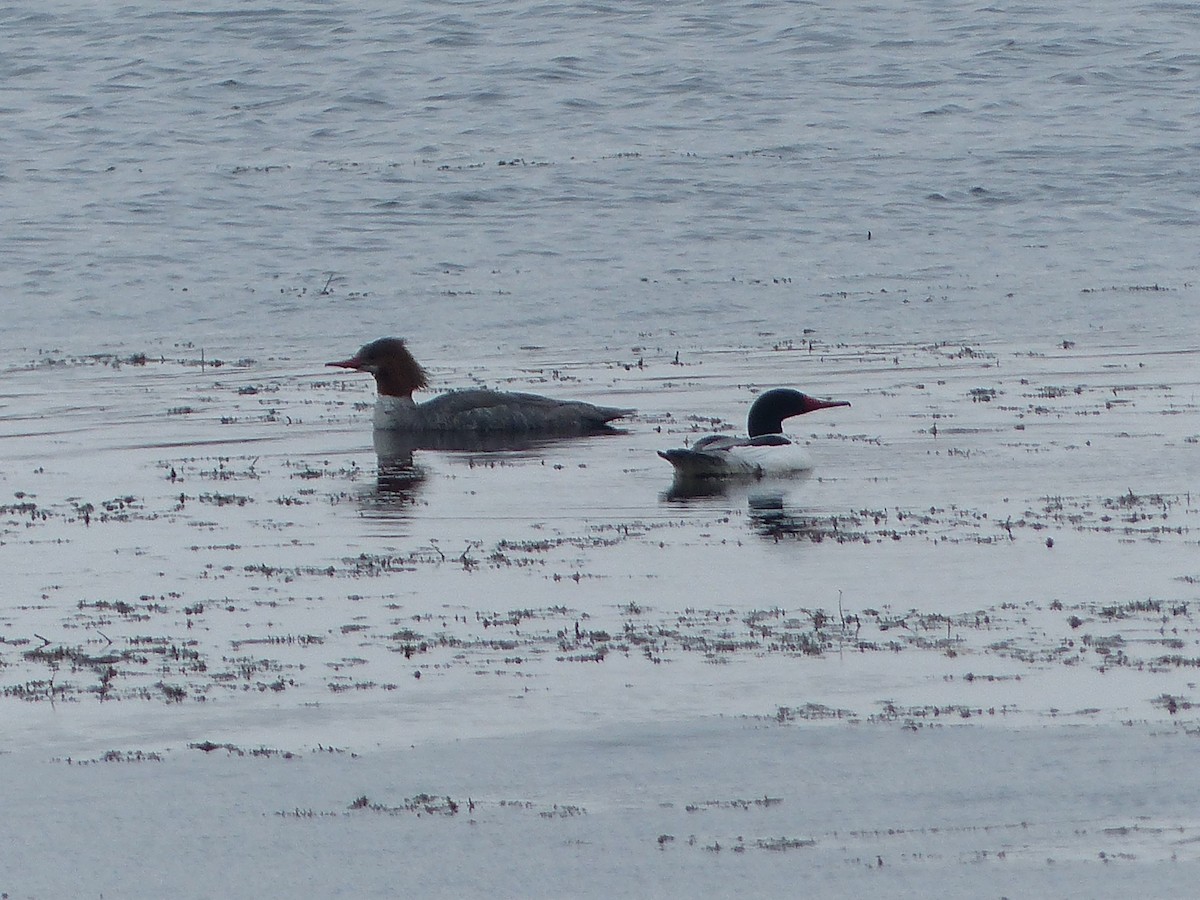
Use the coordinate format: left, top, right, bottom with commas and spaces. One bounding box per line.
5, 0, 1199, 361
6, 8, 1200, 894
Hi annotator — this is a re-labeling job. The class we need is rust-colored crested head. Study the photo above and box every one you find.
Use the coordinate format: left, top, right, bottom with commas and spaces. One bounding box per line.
326, 337, 429, 398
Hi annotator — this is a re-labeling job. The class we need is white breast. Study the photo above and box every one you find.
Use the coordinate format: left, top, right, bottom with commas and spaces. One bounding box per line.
719, 442, 815, 477
659, 438, 815, 479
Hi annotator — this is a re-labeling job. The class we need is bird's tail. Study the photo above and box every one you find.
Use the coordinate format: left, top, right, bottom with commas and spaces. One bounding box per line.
657, 448, 731, 478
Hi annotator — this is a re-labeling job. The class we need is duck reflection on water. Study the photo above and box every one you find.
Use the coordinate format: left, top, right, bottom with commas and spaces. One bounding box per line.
361, 431, 428, 514
662, 474, 844, 543
744, 489, 846, 543
365, 427, 628, 513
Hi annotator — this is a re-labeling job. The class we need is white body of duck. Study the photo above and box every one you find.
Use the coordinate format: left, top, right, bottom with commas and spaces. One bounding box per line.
659, 388, 849, 480
329, 338, 633, 435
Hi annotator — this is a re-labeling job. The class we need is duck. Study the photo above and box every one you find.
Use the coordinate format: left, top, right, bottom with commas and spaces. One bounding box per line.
327, 337, 633, 434
658, 388, 850, 479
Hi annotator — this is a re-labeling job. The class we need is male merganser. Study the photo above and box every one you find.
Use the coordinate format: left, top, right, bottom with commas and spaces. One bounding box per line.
328, 337, 633, 434
658, 388, 850, 479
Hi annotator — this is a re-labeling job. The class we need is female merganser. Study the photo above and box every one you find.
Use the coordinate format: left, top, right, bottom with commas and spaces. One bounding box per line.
658, 388, 850, 479
328, 337, 633, 434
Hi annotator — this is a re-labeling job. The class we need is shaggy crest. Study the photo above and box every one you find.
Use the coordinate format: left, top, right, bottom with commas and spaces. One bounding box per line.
327, 337, 429, 398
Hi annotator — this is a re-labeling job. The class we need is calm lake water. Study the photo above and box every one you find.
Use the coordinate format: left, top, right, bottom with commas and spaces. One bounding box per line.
3, 0, 1199, 362
5, 8, 1200, 895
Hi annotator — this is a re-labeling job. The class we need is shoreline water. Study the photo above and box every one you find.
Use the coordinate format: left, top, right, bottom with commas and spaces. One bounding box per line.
5, 0, 1200, 893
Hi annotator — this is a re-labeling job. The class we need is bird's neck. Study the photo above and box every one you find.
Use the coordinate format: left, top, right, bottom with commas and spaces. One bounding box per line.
747, 410, 785, 437
374, 395, 420, 429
